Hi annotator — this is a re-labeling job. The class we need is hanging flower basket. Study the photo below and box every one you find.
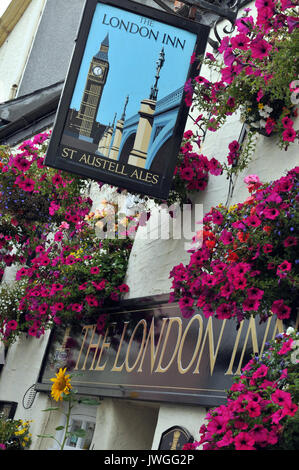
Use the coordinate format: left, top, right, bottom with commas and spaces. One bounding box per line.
170, 167, 299, 325
243, 93, 296, 137
185, 0, 299, 179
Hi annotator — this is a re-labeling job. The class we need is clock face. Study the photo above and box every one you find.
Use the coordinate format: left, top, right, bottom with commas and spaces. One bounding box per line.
93, 66, 103, 77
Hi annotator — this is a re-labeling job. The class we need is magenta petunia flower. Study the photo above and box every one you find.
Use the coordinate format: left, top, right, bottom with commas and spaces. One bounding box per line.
203, 304, 214, 318
278, 337, 294, 356
283, 236, 297, 247
252, 364, 268, 380
271, 389, 293, 407
231, 33, 250, 50
235, 15, 254, 34
118, 283, 129, 293
219, 229, 234, 245
271, 299, 291, 319
221, 63, 243, 84
6, 320, 18, 330
233, 276, 247, 290
212, 210, 224, 225
52, 173, 63, 186
277, 260, 292, 272
249, 425, 270, 445
208, 158, 223, 176
20, 178, 35, 192
85, 295, 99, 307
216, 303, 232, 319
71, 303, 83, 312
207, 415, 227, 435
247, 287, 264, 300
90, 266, 100, 274
13, 155, 32, 172
54, 231, 63, 242
242, 298, 260, 311
282, 116, 294, 129
179, 296, 194, 309
234, 432, 255, 450
229, 140, 240, 153
180, 166, 195, 181
282, 127, 297, 142
244, 215, 262, 227
250, 38, 272, 59
53, 302, 64, 311
246, 400, 261, 417
78, 282, 88, 290
263, 207, 280, 219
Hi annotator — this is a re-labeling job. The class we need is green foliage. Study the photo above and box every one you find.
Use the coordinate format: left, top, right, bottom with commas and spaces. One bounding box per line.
0, 416, 32, 450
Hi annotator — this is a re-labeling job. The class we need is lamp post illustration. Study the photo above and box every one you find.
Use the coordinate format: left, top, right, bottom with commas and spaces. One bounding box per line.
150, 47, 165, 101
128, 48, 166, 168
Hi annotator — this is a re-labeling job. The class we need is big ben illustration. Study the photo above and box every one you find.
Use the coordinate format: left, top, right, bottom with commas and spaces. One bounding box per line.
78, 34, 110, 142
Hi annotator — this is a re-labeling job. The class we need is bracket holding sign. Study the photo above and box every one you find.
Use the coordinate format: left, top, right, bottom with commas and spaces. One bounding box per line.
44, 0, 210, 200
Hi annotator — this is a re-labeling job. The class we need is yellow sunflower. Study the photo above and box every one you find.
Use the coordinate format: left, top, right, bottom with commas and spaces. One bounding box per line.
50, 368, 72, 402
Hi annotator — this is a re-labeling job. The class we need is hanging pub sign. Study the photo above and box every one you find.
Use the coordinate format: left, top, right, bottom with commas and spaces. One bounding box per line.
36, 294, 284, 407
44, 0, 210, 199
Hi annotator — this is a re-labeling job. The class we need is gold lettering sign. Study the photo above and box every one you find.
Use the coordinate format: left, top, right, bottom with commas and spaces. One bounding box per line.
38, 298, 288, 406
60, 146, 160, 185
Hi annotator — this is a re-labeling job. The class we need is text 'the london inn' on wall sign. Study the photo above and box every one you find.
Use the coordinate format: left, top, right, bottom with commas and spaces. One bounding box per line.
37, 295, 285, 407
44, 0, 210, 199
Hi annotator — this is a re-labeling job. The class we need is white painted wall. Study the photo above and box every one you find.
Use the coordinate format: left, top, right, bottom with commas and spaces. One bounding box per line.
0, 0, 46, 103
0, 332, 53, 449
151, 403, 207, 449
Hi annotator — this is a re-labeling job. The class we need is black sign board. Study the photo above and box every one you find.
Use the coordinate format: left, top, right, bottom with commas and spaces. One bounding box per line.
44, 0, 210, 200
36, 295, 284, 407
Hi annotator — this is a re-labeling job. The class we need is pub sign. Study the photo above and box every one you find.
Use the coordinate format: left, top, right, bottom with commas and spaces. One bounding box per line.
36, 295, 284, 406
44, 0, 210, 199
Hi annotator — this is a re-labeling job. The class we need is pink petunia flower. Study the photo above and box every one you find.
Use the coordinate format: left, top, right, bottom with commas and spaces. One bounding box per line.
271, 299, 291, 319
263, 207, 280, 219
20, 178, 35, 192
242, 298, 260, 311
54, 231, 64, 242
231, 33, 250, 50
219, 229, 234, 245
234, 432, 255, 450
282, 127, 297, 142
271, 389, 293, 408
250, 38, 272, 59
244, 215, 262, 227
278, 338, 294, 356
90, 266, 100, 274
6, 320, 18, 330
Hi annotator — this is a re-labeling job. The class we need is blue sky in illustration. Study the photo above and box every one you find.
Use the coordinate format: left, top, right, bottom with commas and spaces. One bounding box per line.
70, 3, 197, 126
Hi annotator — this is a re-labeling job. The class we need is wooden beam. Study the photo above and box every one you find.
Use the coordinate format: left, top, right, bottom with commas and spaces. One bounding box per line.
0, 0, 32, 48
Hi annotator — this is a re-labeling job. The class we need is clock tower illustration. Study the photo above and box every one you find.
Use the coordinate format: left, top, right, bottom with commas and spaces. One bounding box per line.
78, 34, 110, 142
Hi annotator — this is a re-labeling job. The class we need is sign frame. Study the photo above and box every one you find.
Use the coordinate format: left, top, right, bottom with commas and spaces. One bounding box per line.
44, 0, 210, 200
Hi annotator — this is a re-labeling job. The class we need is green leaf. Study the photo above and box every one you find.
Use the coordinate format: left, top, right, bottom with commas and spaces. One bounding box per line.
79, 398, 99, 406
55, 426, 65, 431
37, 434, 55, 439
42, 407, 60, 412
71, 429, 86, 438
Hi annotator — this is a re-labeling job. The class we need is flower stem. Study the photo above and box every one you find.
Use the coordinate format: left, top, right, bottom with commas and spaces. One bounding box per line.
60, 399, 72, 450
